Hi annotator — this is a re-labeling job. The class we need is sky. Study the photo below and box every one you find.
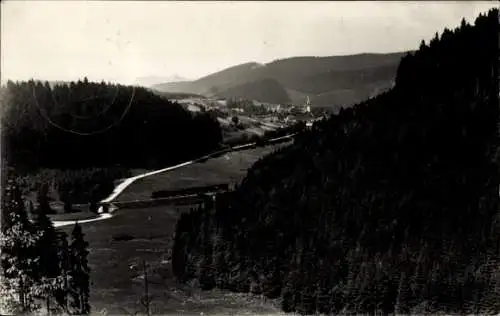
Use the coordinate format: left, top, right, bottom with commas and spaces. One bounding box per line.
1, 1, 498, 86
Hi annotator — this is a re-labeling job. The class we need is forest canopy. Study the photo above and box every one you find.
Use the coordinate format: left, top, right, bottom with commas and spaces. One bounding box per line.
172, 9, 500, 315
1, 79, 223, 170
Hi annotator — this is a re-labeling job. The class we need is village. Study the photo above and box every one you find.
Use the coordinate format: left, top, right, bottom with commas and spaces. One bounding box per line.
173, 95, 327, 131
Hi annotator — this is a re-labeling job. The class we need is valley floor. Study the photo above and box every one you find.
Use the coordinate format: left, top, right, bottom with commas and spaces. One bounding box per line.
57, 205, 282, 316
55, 142, 293, 315
119, 142, 290, 202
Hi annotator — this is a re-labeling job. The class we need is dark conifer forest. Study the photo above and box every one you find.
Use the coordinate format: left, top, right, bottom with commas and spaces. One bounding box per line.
1, 79, 223, 170
0, 79, 223, 206
172, 9, 500, 314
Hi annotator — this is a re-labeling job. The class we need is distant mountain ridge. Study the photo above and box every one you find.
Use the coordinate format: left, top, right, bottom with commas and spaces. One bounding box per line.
152, 52, 408, 109
135, 75, 189, 87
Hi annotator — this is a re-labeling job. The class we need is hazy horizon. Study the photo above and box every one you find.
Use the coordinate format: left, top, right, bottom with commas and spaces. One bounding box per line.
2, 1, 498, 86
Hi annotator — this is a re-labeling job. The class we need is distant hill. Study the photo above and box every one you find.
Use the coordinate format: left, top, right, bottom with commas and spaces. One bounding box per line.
152, 52, 407, 108
135, 75, 189, 87
149, 89, 205, 100
153, 62, 262, 96
215, 78, 290, 104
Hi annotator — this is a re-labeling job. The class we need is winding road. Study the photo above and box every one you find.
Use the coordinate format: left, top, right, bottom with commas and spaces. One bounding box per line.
52, 159, 202, 228
53, 213, 114, 228
52, 133, 296, 228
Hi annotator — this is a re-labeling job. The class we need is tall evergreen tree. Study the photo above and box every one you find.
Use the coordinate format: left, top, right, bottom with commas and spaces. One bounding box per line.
31, 202, 64, 313
0, 181, 41, 314
37, 183, 52, 214
28, 200, 35, 217
54, 231, 71, 313
68, 222, 90, 315
59, 186, 73, 213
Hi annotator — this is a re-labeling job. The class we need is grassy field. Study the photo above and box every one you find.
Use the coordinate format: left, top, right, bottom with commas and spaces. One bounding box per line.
118, 142, 291, 202
48, 211, 97, 222
57, 205, 282, 315
55, 143, 293, 315
219, 113, 287, 144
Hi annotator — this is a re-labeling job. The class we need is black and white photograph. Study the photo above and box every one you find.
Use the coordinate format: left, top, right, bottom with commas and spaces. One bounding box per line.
1, 1, 499, 315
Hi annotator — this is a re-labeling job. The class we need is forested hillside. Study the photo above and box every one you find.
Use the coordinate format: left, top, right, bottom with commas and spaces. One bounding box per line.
1, 79, 223, 208
152, 62, 262, 96
1, 79, 222, 170
153, 53, 405, 107
173, 9, 500, 315
215, 78, 290, 104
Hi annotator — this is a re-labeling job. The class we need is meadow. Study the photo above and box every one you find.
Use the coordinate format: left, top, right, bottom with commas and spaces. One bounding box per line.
55, 142, 293, 315
119, 141, 291, 203
58, 205, 282, 315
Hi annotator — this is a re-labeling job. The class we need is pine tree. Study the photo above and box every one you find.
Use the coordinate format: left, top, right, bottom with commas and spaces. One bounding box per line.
60, 187, 73, 213
172, 212, 189, 281
69, 222, 90, 315
32, 204, 60, 277
54, 231, 71, 313
28, 200, 35, 217
213, 235, 229, 289
64, 198, 73, 213
261, 258, 282, 298
31, 201, 64, 313
37, 183, 52, 214
88, 186, 98, 213
199, 255, 215, 291
0, 181, 41, 314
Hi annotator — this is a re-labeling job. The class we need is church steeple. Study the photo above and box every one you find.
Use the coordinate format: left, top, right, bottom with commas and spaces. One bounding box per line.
305, 96, 311, 113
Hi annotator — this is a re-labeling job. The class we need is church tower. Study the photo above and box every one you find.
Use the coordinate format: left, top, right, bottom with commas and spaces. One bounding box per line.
305, 96, 311, 113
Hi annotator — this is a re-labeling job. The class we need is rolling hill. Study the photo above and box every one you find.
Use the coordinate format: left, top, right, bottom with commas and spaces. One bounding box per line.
215, 78, 290, 104
152, 52, 407, 108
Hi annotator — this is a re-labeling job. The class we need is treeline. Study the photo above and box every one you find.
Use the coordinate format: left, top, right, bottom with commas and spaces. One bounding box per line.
297, 63, 398, 95
309, 106, 335, 117
1, 78, 222, 170
9, 167, 130, 211
0, 180, 90, 315
216, 78, 290, 105
152, 183, 229, 199
172, 9, 500, 315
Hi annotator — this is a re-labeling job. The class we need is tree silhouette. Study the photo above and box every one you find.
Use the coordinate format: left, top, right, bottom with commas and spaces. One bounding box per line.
69, 222, 90, 315
31, 203, 62, 312
0, 181, 41, 313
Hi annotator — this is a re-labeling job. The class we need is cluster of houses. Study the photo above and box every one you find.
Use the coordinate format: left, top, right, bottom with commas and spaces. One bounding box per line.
253, 97, 321, 127
173, 96, 323, 128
